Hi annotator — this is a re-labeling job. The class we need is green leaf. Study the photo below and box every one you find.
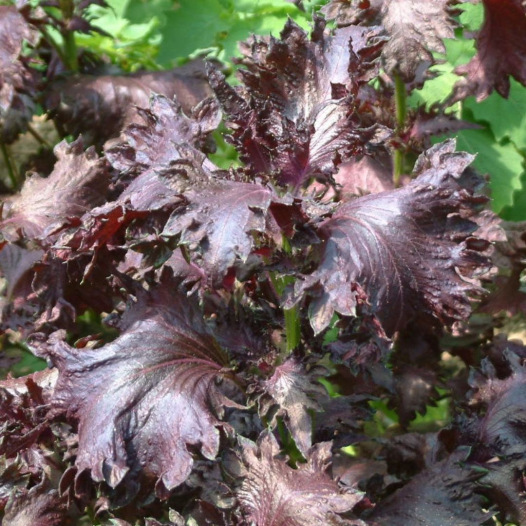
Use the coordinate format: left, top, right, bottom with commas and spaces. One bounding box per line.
457, 1, 484, 32
124, 0, 174, 22
455, 125, 524, 213
78, 0, 162, 71
464, 80, 526, 149
156, 0, 307, 66
408, 38, 476, 109
500, 171, 526, 221
157, 0, 232, 65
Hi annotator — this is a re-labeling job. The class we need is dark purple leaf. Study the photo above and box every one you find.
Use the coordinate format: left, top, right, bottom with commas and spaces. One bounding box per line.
0, 5, 39, 144
309, 150, 394, 202
0, 251, 76, 336
254, 358, 327, 455
409, 110, 482, 143
209, 17, 383, 187
105, 93, 221, 176
0, 369, 57, 457
2, 479, 70, 526
2, 137, 109, 242
162, 180, 274, 287
469, 350, 526, 456
380, 0, 456, 82
45, 60, 215, 146
291, 140, 490, 335
321, 0, 383, 27
314, 394, 372, 447
390, 329, 442, 427
236, 432, 362, 526
453, 0, 526, 101
369, 448, 490, 526
103, 93, 220, 213
36, 283, 235, 497
322, 0, 456, 82
0, 244, 44, 303
480, 220, 526, 316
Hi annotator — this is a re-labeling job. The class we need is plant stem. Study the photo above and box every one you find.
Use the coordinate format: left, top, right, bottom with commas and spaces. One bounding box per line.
1, 143, 18, 189
59, 0, 79, 72
269, 236, 302, 353
284, 305, 300, 352
27, 124, 52, 148
40, 25, 68, 66
393, 72, 407, 187
281, 236, 300, 353
62, 31, 79, 72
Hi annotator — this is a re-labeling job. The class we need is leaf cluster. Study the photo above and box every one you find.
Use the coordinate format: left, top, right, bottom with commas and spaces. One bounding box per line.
1, 1, 526, 525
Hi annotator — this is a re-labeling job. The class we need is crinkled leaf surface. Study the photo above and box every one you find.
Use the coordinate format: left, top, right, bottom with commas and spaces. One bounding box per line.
0, 5, 39, 144
237, 432, 362, 526
322, 0, 455, 82
2, 138, 109, 241
0, 369, 57, 457
380, 0, 455, 81
321, 0, 383, 27
210, 17, 382, 187
257, 358, 327, 455
0, 252, 75, 336
369, 448, 490, 526
293, 140, 489, 335
454, 0, 526, 100
38, 284, 233, 496
45, 60, 214, 146
104, 93, 220, 212
470, 350, 526, 456
163, 180, 274, 286
105, 94, 221, 175
3, 479, 69, 526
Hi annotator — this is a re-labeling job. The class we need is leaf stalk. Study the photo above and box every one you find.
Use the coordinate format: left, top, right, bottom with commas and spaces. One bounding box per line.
393, 72, 407, 187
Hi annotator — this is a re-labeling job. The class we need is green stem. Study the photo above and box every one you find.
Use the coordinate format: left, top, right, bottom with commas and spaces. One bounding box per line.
59, 0, 78, 72
27, 124, 52, 148
40, 25, 68, 66
269, 236, 301, 354
1, 143, 18, 189
393, 72, 407, 187
281, 236, 300, 353
284, 305, 300, 352
62, 31, 78, 72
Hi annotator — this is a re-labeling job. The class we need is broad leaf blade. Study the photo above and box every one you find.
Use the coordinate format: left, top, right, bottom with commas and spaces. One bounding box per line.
37, 284, 234, 497
237, 432, 362, 526
209, 17, 382, 187
163, 180, 274, 286
2, 138, 109, 242
293, 140, 490, 335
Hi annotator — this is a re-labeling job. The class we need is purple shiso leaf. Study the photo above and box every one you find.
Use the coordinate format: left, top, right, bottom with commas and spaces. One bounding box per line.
1, 137, 109, 242
209, 16, 382, 188
44, 59, 215, 147
237, 431, 363, 526
162, 180, 274, 287
453, 0, 526, 101
289, 140, 491, 335
255, 357, 327, 455
369, 447, 491, 526
34, 282, 236, 498
2, 479, 70, 526
105, 93, 221, 176
323, 0, 456, 83
0, 5, 39, 144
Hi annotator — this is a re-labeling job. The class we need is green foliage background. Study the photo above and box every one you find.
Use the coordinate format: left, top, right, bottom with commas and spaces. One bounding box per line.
1, 3, 524, 523
77, 0, 526, 221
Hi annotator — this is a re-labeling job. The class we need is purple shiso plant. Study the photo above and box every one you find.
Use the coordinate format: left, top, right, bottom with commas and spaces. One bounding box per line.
2, 0, 526, 524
